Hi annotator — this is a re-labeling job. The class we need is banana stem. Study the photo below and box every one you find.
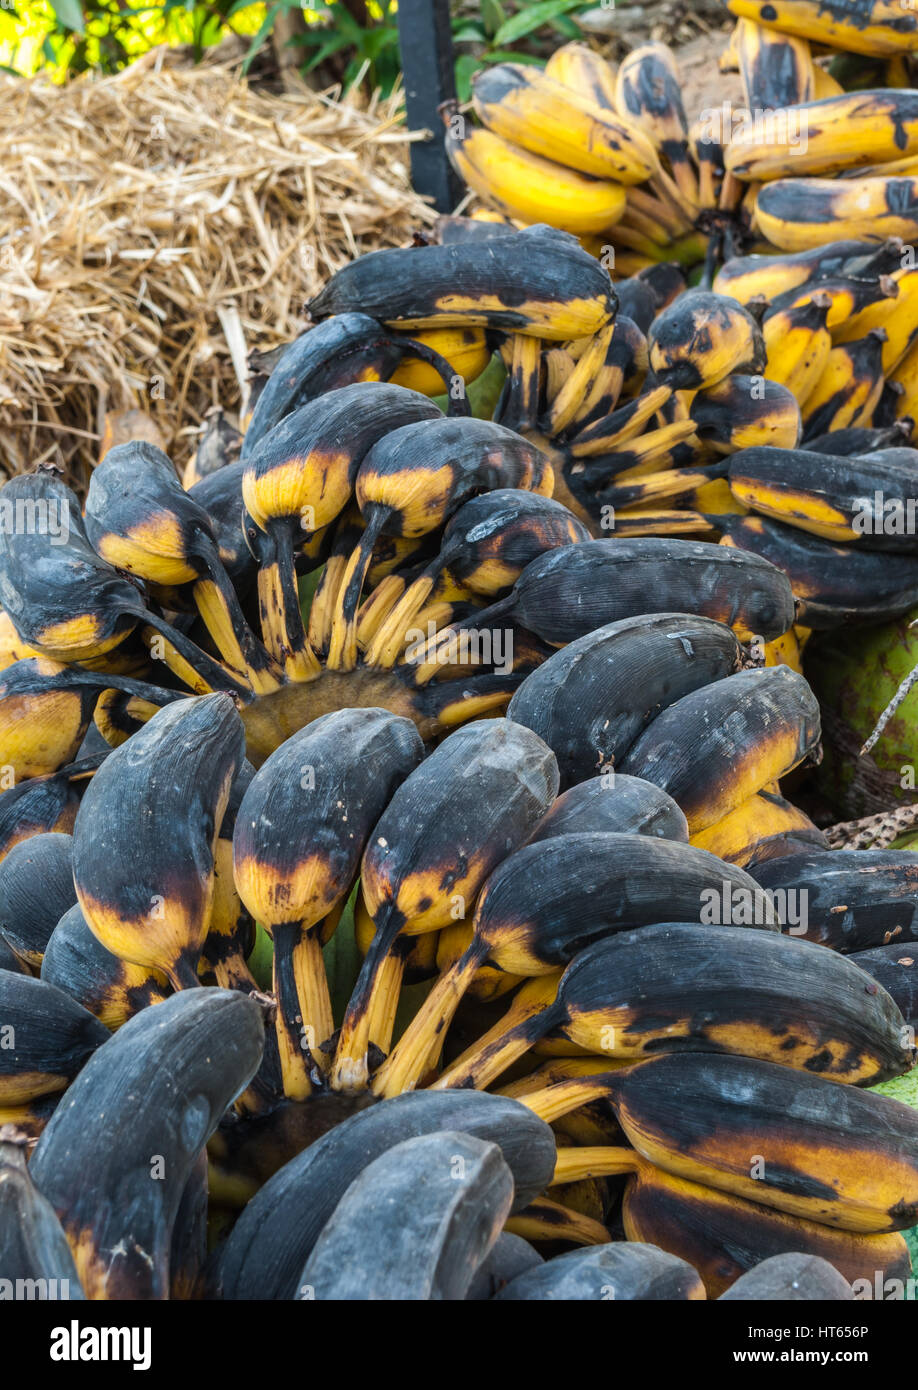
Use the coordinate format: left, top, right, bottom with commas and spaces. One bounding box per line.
498, 334, 542, 434
366, 937, 409, 1058
569, 384, 674, 458
371, 940, 487, 1098
355, 574, 408, 653
551, 1144, 639, 1186
363, 567, 439, 670
272, 923, 334, 1100
504, 1196, 611, 1247
255, 526, 322, 683
432, 991, 564, 1092
409, 596, 514, 686
331, 902, 405, 1093
520, 1070, 626, 1124
192, 542, 283, 694
326, 510, 386, 673
135, 609, 251, 698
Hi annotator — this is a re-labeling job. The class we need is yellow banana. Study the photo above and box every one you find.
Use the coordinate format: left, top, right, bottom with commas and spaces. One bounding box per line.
727, 0, 918, 58
727, 90, 918, 181
762, 290, 833, 398
446, 124, 626, 236
472, 63, 659, 184
755, 176, 918, 252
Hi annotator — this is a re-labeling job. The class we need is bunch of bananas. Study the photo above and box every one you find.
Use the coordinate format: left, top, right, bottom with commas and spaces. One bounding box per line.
445, 41, 735, 274
2, 222, 918, 1302
441, 22, 918, 287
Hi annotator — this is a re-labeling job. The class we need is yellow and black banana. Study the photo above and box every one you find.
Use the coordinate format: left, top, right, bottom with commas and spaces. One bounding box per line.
471, 63, 659, 184
728, 444, 918, 549
648, 290, 766, 389
446, 123, 628, 235
435, 918, 911, 1091
614, 43, 699, 211
756, 175, 918, 252
0, 970, 110, 1105
727, 89, 918, 180
72, 694, 245, 992
30, 986, 265, 1299
242, 382, 441, 680
372, 833, 779, 1098
716, 511, 918, 627
800, 331, 888, 436
734, 16, 815, 109
330, 718, 559, 1093
507, 612, 745, 788
233, 706, 424, 1098
752, 848, 918, 951
622, 1162, 910, 1299
217, 1088, 557, 1300
620, 664, 822, 833
727, 0, 918, 58
689, 375, 801, 453
691, 788, 827, 869
41, 902, 171, 1031
325, 416, 553, 671
308, 228, 616, 340
427, 537, 795, 658
554, 923, 912, 1082
544, 41, 618, 111
528, 1050, 918, 1232
713, 237, 903, 304
762, 291, 833, 397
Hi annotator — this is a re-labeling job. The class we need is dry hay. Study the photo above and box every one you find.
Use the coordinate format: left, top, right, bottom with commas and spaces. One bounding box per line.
0, 48, 435, 487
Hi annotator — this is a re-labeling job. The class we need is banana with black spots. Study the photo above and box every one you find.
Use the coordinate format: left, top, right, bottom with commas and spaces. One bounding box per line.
507, 613, 744, 789
233, 707, 424, 1097
331, 718, 558, 1092
307, 226, 617, 340
716, 512, 918, 627
0, 832, 76, 969
72, 694, 245, 991
372, 833, 779, 1098
31, 987, 264, 1299
728, 444, 918, 549
620, 665, 822, 833
0, 1125, 85, 1300
756, 175, 918, 252
0, 971, 110, 1104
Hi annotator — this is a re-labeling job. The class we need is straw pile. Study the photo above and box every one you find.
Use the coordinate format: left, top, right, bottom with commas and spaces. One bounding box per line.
0, 48, 434, 486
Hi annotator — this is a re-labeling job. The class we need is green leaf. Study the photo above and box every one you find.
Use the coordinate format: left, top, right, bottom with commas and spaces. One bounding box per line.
49, 0, 85, 34
452, 22, 487, 44
454, 51, 480, 103
323, 885, 362, 1020
483, 49, 546, 65
481, 0, 506, 38
493, 0, 583, 46
247, 924, 274, 992
550, 14, 583, 37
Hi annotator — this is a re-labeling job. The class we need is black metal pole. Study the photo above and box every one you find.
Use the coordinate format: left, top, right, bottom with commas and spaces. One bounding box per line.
397, 0, 464, 212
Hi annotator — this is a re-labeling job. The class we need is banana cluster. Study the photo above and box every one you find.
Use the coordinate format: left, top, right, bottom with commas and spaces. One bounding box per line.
445, 41, 736, 274
1, 224, 918, 1301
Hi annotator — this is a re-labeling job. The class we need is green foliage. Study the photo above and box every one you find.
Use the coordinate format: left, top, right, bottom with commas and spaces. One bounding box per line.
5, 0, 598, 97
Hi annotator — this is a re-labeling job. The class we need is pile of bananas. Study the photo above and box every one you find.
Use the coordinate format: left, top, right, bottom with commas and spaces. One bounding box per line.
2, 222, 918, 1303
444, 20, 918, 276
445, 41, 718, 273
